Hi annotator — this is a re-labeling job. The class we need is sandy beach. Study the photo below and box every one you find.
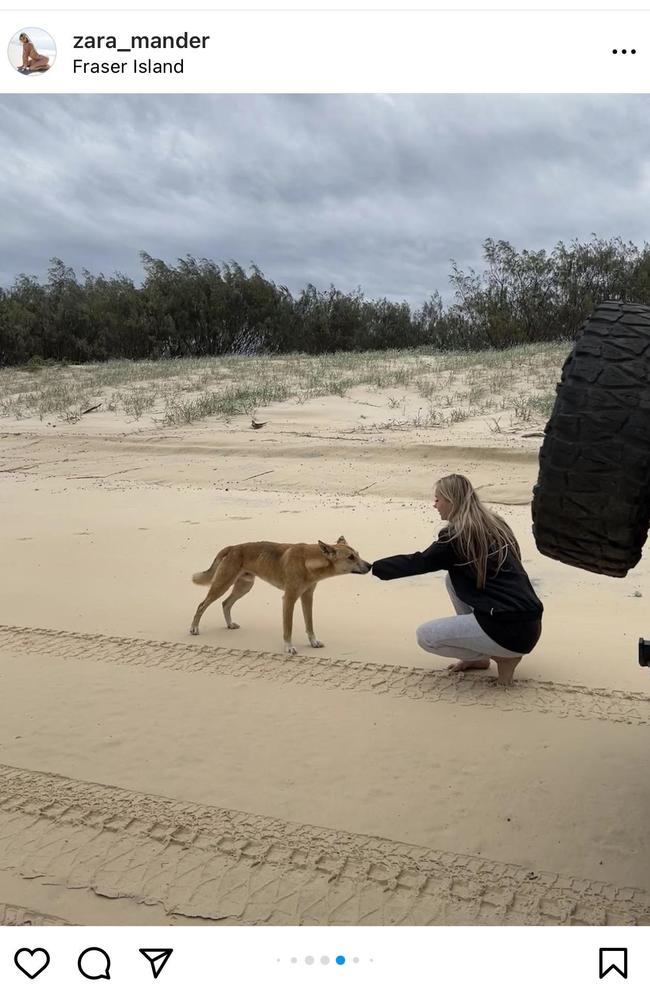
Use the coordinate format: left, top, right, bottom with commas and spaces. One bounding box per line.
1, 353, 650, 926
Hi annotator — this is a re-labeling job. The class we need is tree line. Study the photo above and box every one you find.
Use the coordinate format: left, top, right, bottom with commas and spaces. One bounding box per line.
1, 236, 649, 366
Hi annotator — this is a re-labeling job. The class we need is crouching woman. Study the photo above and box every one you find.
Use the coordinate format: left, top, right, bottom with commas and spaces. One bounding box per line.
372, 474, 543, 685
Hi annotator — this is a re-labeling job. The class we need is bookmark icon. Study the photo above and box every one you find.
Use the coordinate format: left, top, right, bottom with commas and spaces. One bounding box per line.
139, 948, 173, 980
599, 948, 627, 979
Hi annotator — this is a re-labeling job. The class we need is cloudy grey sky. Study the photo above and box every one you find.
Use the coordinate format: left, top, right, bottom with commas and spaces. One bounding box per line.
1, 94, 649, 306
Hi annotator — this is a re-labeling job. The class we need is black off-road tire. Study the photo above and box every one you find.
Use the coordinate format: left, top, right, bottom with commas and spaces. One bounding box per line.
532, 300, 650, 577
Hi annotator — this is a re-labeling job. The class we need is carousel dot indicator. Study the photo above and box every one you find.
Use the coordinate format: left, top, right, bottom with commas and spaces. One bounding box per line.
335, 955, 346, 965
320, 956, 330, 965
305, 955, 314, 965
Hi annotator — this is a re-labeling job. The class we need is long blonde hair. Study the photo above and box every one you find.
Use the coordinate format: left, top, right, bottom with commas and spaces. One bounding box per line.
436, 473, 521, 588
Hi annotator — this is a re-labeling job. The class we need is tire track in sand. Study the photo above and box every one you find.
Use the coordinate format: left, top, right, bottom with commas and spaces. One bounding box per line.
0, 764, 647, 926
1, 624, 649, 726
0, 901, 70, 926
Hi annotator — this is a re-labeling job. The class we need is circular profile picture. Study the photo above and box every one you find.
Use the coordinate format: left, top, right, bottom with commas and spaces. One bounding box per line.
8, 27, 56, 76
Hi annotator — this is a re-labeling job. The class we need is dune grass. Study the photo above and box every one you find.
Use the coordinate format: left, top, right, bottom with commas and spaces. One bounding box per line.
0, 342, 569, 427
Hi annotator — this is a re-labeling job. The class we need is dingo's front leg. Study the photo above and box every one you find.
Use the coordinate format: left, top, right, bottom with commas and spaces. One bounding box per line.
301, 586, 324, 648
283, 589, 299, 654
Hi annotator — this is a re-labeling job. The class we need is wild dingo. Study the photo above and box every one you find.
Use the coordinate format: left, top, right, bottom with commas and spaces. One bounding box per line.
190, 536, 371, 653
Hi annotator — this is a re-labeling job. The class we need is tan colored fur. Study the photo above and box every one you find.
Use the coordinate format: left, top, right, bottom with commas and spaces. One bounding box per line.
190, 536, 371, 654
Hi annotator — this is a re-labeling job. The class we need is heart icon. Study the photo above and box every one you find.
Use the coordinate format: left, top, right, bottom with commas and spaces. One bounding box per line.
14, 948, 50, 979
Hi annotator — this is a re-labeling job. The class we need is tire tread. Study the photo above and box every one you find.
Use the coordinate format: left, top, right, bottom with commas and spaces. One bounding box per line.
533, 301, 650, 576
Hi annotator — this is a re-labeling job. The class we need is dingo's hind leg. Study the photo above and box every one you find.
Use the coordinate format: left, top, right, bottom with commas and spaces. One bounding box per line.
222, 572, 255, 629
190, 556, 239, 635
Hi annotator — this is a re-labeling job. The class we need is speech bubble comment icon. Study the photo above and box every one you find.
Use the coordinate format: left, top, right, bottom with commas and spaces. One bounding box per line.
78, 947, 111, 980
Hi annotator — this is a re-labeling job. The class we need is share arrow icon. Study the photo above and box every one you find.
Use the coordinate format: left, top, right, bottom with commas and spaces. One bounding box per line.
139, 948, 173, 980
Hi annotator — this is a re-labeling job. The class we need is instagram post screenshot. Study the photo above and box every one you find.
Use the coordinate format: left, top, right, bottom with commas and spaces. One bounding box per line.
1, 3, 650, 996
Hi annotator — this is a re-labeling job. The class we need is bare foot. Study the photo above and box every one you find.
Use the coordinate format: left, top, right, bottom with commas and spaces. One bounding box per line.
494, 656, 522, 686
447, 658, 491, 673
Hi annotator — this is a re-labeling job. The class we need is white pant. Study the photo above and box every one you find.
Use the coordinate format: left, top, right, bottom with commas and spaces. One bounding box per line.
415, 574, 520, 660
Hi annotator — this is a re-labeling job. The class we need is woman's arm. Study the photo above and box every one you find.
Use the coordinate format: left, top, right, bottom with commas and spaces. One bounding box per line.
372, 533, 453, 580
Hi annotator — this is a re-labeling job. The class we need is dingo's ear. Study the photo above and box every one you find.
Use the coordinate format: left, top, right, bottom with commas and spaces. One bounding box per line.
337, 535, 347, 544
318, 540, 336, 558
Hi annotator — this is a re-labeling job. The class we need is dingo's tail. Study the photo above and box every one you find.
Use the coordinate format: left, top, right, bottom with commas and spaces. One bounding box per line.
192, 549, 227, 586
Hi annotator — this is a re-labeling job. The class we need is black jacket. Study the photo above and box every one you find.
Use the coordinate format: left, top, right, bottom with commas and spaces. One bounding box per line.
372, 527, 543, 654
